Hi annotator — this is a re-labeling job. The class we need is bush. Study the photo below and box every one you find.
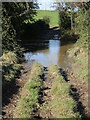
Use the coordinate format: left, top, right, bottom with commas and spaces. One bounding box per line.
43, 16, 50, 25
2, 52, 17, 64
59, 11, 71, 30
23, 19, 49, 38
2, 52, 21, 87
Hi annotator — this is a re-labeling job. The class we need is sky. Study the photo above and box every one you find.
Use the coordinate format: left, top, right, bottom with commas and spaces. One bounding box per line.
37, 0, 55, 10
36, 0, 89, 10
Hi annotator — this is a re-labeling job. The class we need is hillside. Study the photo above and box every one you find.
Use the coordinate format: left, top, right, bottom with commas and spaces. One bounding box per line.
34, 10, 59, 27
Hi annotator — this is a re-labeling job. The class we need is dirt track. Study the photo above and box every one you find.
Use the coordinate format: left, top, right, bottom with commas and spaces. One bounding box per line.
67, 68, 89, 118
2, 63, 31, 118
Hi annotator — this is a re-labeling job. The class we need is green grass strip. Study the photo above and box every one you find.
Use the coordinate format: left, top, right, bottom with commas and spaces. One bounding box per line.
14, 63, 44, 118
48, 65, 81, 119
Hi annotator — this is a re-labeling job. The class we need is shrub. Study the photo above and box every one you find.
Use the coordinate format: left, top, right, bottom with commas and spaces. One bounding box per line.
2, 52, 17, 64
59, 11, 71, 30
43, 16, 50, 25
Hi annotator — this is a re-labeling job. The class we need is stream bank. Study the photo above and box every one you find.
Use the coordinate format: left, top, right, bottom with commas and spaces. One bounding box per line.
66, 44, 89, 118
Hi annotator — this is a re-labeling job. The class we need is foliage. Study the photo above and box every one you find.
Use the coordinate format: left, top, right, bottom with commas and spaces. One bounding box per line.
3, 2, 37, 36
2, 2, 37, 53
2, 52, 21, 87
2, 52, 17, 64
43, 16, 50, 25
67, 2, 89, 83
2, 2, 37, 88
74, 2, 89, 48
59, 10, 71, 30
2, 14, 16, 52
22, 19, 49, 38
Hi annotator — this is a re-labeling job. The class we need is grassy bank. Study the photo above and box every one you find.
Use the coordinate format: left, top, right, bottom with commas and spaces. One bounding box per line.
65, 10, 88, 117
41, 65, 81, 118
67, 43, 88, 83
2, 52, 22, 87
14, 63, 44, 118
67, 23, 88, 83
67, 6, 88, 83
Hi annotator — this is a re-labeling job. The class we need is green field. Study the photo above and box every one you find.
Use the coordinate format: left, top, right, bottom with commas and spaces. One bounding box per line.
34, 10, 59, 27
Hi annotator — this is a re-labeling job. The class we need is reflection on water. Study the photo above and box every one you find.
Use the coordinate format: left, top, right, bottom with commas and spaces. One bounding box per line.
24, 39, 74, 68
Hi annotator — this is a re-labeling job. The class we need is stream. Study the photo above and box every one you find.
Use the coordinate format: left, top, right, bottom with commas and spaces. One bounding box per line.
24, 34, 74, 69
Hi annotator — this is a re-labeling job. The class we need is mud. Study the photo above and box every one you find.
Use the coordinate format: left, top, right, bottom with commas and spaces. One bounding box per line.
2, 63, 31, 118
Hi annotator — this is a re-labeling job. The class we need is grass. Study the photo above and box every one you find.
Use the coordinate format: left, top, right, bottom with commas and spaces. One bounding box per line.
25, 10, 59, 28
3, 64, 21, 85
14, 63, 44, 118
44, 65, 81, 118
67, 32, 88, 82
67, 8, 88, 83
2, 52, 17, 64
2, 52, 21, 87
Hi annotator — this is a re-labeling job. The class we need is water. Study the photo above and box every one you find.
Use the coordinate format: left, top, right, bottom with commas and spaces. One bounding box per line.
24, 35, 74, 68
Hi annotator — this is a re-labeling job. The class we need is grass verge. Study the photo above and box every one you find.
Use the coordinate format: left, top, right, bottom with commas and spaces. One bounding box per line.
14, 63, 44, 118
67, 35, 88, 82
2, 52, 22, 87
47, 65, 81, 118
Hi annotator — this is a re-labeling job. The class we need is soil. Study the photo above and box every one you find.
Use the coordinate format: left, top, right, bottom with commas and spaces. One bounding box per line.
2, 62, 32, 118
37, 69, 54, 118
67, 68, 90, 119
2, 63, 89, 119
32, 67, 57, 119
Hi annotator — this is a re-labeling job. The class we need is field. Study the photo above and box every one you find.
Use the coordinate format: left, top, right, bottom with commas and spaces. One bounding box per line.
34, 10, 59, 27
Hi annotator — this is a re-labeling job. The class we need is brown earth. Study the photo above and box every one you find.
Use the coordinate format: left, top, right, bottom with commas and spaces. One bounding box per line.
2, 63, 89, 119
37, 72, 54, 118
67, 68, 90, 119
2, 63, 32, 118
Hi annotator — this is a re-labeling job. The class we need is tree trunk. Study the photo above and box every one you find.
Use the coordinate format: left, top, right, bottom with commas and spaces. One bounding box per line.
71, 4, 73, 30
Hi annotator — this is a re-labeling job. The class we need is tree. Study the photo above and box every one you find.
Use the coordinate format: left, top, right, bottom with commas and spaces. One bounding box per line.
2, 2, 38, 62
65, 2, 77, 30
2, 2, 37, 52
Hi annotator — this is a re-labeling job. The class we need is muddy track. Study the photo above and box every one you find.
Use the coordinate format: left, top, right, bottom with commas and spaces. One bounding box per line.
58, 67, 89, 119
2, 65, 53, 119
67, 68, 89, 119
37, 67, 89, 119
2, 65, 89, 119
2, 63, 31, 118
38, 67, 54, 118
32, 67, 54, 119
